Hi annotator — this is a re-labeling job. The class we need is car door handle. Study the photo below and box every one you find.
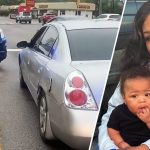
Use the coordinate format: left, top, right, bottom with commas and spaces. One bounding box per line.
38, 69, 41, 73
38, 67, 42, 73
48, 78, 52, 92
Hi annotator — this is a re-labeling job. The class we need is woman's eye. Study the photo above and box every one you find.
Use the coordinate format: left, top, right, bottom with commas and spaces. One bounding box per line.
145, 36, 150, 42
145, 93, 150, 97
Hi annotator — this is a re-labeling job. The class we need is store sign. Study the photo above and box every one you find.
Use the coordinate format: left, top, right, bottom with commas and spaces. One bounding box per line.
39, 5, 48, 9
26, 0, 35, 7
77, 5, 90, 9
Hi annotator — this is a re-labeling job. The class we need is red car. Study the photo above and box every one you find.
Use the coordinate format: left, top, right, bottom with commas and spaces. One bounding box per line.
38, 12, 56, 24
47, 15, 90, 23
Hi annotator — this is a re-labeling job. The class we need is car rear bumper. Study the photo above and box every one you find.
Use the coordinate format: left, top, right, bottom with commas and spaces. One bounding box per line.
50, 104, 98, 149
0, 38, 7, 62
20, 19, 31, 21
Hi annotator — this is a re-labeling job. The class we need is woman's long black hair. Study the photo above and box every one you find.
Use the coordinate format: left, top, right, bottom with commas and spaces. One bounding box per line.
121, 1, 150, 71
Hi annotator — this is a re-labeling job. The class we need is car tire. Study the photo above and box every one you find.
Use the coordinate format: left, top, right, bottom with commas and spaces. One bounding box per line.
20, 20, 22, 23
19, 65, 27, 88
29, 20, 31, 24
38, 92, 55, 143
16, 19, 18, 23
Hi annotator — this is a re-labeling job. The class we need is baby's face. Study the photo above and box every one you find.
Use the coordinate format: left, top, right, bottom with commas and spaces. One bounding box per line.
123, 77, 150, 115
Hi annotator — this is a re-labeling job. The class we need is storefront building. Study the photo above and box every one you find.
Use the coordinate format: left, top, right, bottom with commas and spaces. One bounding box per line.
20, 2, 95, 18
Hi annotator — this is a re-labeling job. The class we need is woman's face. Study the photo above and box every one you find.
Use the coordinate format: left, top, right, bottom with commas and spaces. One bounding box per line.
143, 15, 150, 53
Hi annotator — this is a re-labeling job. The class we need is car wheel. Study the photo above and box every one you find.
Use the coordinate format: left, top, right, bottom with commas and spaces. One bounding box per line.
39, 92, 54, 142
19, 65, 27, 88
29, 20, 31, 24
16, 19, 18, 23
20, 20, 22, 23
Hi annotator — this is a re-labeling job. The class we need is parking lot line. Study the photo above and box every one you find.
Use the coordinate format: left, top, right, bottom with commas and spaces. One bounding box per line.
7, 49, 20, 52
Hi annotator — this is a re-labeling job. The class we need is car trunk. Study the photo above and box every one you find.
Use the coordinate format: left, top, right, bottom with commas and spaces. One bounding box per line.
71, 60, 111, 106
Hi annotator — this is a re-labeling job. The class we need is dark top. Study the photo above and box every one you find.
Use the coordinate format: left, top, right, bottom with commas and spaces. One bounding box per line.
107, 104, 150, 146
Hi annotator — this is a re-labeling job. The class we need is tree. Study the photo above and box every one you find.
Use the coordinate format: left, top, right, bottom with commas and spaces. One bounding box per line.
0, 0, 24, 5
95, 0, 123, 15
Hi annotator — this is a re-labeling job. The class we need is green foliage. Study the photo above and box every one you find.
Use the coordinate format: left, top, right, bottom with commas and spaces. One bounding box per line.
35, 0, 76, 2
101, 0, 123, 14
0, 10, 10, 16
80, 0, 95, 3
0, 0, 97, 5
0, 0, 24, 5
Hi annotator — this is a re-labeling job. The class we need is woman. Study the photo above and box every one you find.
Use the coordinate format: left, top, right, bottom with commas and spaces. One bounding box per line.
99, 1, 150, 150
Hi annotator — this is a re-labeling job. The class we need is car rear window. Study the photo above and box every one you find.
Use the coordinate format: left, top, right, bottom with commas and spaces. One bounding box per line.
46, 13, 55, 16
67, 28, 117, 61
115, 1, 146, 50
97, 15, 107, 18
109, 15, 120, 18
23, 12, 30, 16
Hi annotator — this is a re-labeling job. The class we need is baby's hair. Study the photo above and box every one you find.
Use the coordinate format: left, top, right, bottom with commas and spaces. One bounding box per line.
120, 66, 150, 95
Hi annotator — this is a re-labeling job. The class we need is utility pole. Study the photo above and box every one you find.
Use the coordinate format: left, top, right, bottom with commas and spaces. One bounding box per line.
112, 0, 115, 13
99, 0, 102, 15
76, 0, 80, 15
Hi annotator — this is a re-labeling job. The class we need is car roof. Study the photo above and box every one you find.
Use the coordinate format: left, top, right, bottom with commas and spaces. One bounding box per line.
100, 13, 120, 16
47, 20, 119, 30
44, 12, 55, 15
47, 15, 90, 23
55, 15, 90, 19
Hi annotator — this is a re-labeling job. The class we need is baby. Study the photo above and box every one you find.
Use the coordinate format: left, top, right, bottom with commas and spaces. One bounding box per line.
107, 66, 150, 149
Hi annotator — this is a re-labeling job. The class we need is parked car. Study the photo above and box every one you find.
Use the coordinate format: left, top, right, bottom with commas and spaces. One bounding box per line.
38, 12, 56, 24
16, 12, 32, 24
94, 13, 121, 21
17, 20, 119, 149
47, 15, 90, 23
9, 13, 17, 19
16, 5, 32, 24
0, 29, 7, 62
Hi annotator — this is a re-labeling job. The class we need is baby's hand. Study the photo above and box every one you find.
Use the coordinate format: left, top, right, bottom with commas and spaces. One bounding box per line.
118, 141, 130, 149
137, 107, 150, 128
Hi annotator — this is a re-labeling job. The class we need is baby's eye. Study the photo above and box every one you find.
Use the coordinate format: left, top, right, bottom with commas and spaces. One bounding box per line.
130, 95, 137, 98
145, 93, 150, 97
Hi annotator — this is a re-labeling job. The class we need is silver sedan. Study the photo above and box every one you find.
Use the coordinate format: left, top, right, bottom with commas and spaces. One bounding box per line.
17, 20, 119, 149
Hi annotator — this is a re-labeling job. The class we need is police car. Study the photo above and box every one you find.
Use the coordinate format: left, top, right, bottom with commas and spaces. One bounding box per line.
0, 29, 7, 62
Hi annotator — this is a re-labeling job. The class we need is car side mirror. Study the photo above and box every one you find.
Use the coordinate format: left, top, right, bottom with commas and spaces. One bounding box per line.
17, 41, 28, 48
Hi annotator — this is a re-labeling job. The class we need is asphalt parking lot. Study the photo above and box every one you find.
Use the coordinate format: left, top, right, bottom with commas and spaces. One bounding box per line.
0, 16, 39, 25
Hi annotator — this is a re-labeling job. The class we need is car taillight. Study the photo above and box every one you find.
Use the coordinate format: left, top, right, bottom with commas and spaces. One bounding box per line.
67, 90, 87, 106
64, 71, 98, 110
72, 76, 84, 88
